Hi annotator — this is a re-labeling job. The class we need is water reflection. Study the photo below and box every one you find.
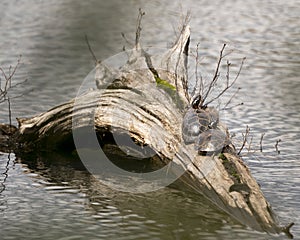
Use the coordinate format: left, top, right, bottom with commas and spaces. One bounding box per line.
1, 152, 240, 240
0, 150, 294, 239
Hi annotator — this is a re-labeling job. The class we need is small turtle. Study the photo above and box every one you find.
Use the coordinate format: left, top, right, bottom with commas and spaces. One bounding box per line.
182, 108, 211, 144
195, 129, 230, 155
182, 95, 220, 144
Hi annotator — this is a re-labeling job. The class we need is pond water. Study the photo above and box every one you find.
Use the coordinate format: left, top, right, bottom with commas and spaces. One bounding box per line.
0, 0, 299, 239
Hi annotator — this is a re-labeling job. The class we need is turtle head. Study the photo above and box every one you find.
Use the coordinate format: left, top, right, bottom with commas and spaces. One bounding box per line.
191, 95, 201, 109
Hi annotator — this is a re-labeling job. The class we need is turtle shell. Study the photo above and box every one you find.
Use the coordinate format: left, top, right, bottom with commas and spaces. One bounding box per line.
195, 129, 230, 155
204, 107, 219, 128
195, 109, 211, 129
182, 108, 210, 144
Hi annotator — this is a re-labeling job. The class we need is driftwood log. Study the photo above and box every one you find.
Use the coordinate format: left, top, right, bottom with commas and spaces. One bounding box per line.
1, 25, 293, 238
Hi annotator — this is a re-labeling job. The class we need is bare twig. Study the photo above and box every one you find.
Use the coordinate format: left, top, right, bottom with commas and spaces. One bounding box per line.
275, 139, 281, 154
200, 44, 227, 106
121, 32, 133, 47
259, 133, 265, 152
8, 97, 12, 127
1, 57, 20, 100
204, 57, 246, 106
0, 56, 21, 95
0, 78, 28, 100
226, 60, 231, 86
0, 93, 26, 104
0, 57, 27, 123
222, 102, 244, 111
222, 87, 242, 110
191, 42, 245, 110
238, 125, 250, 155
85, 34, 98, 64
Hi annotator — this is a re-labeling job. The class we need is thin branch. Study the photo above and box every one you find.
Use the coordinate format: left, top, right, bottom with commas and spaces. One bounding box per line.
259, 133, 265, 152
205, 57, 246, 106
85, 34, 98, 64
0, 56, 21, 92
0, 67, 8, 83
222, 87, 241, 110
226, 60, 231, 86
0, 93, 27, 104
121, 32, 133, 47
10, 78, 28, 89
7, 57, 21, 90
238, 125, 250, 155
275, 139, 281, 154
1, 57, 22, 102
232, 57, 246, 83
0, 78, 28, 102
8, 97, 11, 125
222, 102, 244, 111
200, 44, 227, 106
0, 57, 27, 111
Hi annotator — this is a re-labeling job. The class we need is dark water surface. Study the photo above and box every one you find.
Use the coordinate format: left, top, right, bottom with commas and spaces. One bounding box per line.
0, 0, 299, 239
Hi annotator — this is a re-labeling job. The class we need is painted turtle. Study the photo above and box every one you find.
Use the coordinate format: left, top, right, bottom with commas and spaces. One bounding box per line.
182, 108, 211, 144
195, 129, 230, 155
181, 105, 220, 145
182, 94, 225, 151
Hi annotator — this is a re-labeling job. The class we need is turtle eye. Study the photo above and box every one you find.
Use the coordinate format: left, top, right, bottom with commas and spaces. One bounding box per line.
192, 102, 198, 109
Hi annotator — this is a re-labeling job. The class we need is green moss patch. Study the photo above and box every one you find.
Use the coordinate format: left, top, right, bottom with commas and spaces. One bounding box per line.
155, 76, 184, 109
155, 77, 176, 91
219, 153, 241, 184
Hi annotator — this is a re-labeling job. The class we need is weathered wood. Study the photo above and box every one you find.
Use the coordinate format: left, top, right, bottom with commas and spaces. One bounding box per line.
10, 25, 293, 237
